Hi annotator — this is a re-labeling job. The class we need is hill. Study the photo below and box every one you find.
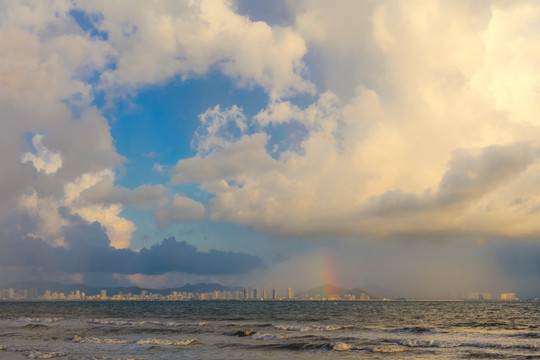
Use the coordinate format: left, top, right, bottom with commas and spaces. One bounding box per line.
1, 280, 242, 297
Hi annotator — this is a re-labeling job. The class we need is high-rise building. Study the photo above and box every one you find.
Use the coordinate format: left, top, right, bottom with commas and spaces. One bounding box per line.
244, 288, 249, 300
100, 289, 107, 300
287, 287, 294, 300
273, 288, 277, 300
499, 293, 518, 301
254, 288, 259, 300
263, 288, 268, 300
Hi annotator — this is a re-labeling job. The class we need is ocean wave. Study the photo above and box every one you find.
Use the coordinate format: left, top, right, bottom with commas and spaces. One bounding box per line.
87, 319, 147, 326
71, 335, 197, 347
271, 340, 363, 352
390, 326, 439, 333
22, 324, 48, 329
508, 332, 540, 338
251, 333, 278, 340
71, 335, 129, 344
390, 338, 539, 351
18, 317, 63, 324
161, 321, 207, 327
465, 341, 539, 350
464, 350, 510, 359
371, 346, 408, 353
456, 321, 510, 328
273, 324, 354, 332
322, 341, 363, 351
23, 351, 66, 359
135, 338, 197, 346
231, 329, 256, 337
394, 339, 456, 348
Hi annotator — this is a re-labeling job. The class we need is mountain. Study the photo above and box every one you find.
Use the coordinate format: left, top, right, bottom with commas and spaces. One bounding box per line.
177, 283, 243, 293
360, 283, 401, 299
299, 284, 375, 300
1, 280, 242, 296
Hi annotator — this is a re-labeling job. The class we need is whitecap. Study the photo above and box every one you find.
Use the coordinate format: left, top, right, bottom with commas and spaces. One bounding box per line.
274, 324, 354, 332
329, 342, 353, 351
251, 333, 277, 340
371, 346, 408, 353
136, 338, 197, 346
23, 351, 66, 359
71, 335, 128, 344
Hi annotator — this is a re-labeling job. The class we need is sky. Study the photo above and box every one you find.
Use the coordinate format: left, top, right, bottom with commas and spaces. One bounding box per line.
1, 0, 540, 299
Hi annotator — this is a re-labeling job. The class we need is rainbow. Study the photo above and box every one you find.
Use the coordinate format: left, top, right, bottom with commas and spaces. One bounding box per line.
318, 249, 338, 299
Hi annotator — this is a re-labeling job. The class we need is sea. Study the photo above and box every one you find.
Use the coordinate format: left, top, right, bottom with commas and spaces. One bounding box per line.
0, 300, 538, 359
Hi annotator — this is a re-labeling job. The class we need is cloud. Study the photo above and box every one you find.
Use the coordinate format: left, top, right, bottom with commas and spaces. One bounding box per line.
79, 176, 169, 210
498, 241, 540, 277
21, 134, 64, 175
193, 105, 248, 154
163, 0, 540, 242
172, 133, 279, 184
0, 0, 317, 257
437, 143, 538, 205
154, 194, 206, 229
0, 216, 262, 276
3, 0, 540, 299
0, 0, 131, 251
78, 0, 314, 99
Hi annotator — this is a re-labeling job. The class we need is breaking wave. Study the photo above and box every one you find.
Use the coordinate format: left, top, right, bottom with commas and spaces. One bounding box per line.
71, 335, 197, 347
135, 338, 198, 346
273, 324, 354, 332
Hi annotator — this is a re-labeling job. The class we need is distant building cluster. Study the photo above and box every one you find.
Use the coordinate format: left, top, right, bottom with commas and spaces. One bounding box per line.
467, 292, 492, 300
0, 287, 298, 301
0, 286, 377, 301
499, 293, 519, 301
302, 292, 371, 301
467, 292, 520, 301
0, 287, 524, 302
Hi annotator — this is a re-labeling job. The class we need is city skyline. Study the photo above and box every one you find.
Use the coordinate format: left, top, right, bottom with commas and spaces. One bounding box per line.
0, 280, 531, 302
1, 0, 540, 299
0, 285, 526, 302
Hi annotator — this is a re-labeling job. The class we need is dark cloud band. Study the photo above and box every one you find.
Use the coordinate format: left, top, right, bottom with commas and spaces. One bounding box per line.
0, 218, 262, 276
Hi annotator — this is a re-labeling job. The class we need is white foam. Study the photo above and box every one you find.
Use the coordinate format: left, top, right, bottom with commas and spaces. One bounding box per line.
87, 319, 148, 326
251, 333, 278, 340
330, 342, 353, 351
18, 317, 63, 324
371, 346, 407, 353
71, 335, 128, 344
274, 324, 354, 332
23, 351, 66, 359
164, 321, 180, 327
396, 339, 452, 348
136, 338, 197, 346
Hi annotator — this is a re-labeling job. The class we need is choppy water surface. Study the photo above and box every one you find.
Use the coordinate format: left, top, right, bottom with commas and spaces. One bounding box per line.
0, 301, 538, 359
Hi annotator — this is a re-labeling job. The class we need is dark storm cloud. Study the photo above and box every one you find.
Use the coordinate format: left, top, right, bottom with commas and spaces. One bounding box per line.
497, 241, 540, 277
0, 217, 262, 276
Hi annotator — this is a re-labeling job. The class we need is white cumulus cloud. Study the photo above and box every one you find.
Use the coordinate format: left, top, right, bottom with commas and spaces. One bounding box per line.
21, 134, 64, 175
